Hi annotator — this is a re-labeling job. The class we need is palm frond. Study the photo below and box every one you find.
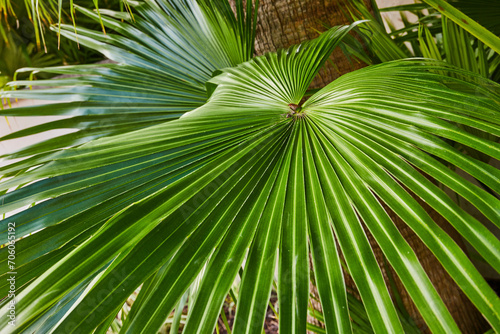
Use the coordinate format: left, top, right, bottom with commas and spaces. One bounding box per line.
451, 0, 500, 36
1, 0, 257, 162
1, 1, 500, 333
422, 0, 500, 54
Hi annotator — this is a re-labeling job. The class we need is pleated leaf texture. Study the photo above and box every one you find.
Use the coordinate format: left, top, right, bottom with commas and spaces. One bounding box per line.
1, 0, 500, 333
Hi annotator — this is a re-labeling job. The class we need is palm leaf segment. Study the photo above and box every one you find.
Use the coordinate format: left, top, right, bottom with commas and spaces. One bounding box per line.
1, 1, 500, 334
0, 0, 256, 161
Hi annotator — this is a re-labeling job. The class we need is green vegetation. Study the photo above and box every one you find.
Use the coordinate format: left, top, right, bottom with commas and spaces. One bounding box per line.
1, 0, 500, 333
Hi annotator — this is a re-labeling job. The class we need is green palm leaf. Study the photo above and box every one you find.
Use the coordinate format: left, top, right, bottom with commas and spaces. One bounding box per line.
1, 1, 500, 333
422, 0, 500, 54
451, 0, 500, 36
1, 0, 257, 161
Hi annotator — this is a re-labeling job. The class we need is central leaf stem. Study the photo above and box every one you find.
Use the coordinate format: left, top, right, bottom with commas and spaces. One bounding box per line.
288, 103, 302, 112
287, 103, 306, 119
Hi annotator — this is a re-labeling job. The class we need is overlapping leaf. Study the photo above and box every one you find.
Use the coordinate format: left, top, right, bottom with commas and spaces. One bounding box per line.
0, 0, 257, 161
422, 0, 500, 54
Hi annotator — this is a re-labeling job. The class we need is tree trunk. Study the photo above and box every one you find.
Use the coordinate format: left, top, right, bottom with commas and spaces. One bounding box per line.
253, 0, 367, 89
249, 1, 490, 333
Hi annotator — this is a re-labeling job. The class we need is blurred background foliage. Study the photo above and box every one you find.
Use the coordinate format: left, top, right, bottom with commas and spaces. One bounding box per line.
341, 0, 500, 83
0, 0, 126, 88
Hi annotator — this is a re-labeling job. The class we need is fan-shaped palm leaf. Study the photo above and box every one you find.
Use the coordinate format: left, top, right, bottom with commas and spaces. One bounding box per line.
1, 1, 500, 333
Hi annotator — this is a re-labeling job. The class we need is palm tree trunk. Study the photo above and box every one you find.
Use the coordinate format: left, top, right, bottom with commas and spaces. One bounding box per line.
253, 0, 367, 89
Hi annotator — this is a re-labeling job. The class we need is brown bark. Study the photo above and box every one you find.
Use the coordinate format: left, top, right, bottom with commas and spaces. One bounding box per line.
253, 0, 368, 89
234, 0, 490, 332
